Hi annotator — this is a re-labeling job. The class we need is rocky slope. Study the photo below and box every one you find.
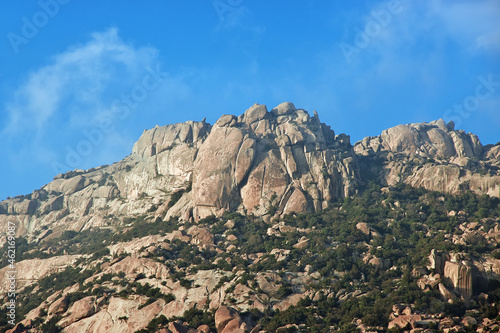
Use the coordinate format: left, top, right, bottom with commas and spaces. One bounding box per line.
1, 184, 500, 332
190, 102, 357, 220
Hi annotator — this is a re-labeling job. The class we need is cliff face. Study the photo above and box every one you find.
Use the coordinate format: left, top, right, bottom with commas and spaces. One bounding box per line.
426, 248, 500, 300
0, 120, 211, 242
0, 103, 499, 241
191, 102, 357, 220
0, 104, 499, 332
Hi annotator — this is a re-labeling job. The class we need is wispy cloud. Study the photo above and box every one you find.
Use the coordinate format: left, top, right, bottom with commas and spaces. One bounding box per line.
2, 27, 159, 137
337, 0, 500, 72
0, 27, 191, 175
313, 0, 500, 141
428, 0, 500, 54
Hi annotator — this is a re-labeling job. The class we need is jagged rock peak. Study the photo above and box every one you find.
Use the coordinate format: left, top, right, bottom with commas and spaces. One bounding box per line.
353, 118, 499, 199
191, 102, 357, 220
132, 103, 341, 160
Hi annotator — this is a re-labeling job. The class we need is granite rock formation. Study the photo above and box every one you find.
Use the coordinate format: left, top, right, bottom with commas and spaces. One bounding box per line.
354, 119, 500, 197
1, 104, 499, 243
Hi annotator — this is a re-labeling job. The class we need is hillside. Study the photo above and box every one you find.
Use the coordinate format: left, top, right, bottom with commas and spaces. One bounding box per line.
1, 103, 500, 333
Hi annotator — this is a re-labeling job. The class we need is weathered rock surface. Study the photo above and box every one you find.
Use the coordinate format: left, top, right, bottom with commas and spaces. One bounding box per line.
192, 102, 358, 220
0, 255, 81, 293
444, 261, 473, 298
438, 283, 456, 302
215, 306, 242, 333
0, 103, 359, 242
354, 119, 500, 198
63, 297, 162, 333
426, 249, 500, 299
48, 295, 69, 316
388, 314, 422, 330
58, 296, 97, 327
2, 104, 498, 243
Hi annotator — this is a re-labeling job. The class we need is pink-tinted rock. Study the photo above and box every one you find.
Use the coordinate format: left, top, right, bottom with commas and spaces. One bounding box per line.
215, 306, 241, 333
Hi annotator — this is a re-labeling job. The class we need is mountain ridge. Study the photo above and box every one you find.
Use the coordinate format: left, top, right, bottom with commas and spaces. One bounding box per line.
1, 102, 499, 242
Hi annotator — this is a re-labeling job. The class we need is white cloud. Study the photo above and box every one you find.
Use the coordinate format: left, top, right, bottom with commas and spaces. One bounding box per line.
2, 27, 161, 136
343, 0, 500, 69
331, 0, 500, 99
428, 0, 500, 54
0, 27, 192, 175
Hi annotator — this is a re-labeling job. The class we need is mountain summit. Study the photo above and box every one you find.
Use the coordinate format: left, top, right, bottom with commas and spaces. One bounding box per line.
1, 102, 499, 241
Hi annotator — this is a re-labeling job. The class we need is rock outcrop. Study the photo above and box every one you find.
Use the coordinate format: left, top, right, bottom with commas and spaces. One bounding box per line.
444, 260, 473, 299
192, 103, 358, 220
1, 103, 499, 332
426, 249, 500, 299
354, 119, 500, 198
58, 296, 97, 327
215, 306, 244, 333
0, 103, 359, 242
0, 255, 81, 293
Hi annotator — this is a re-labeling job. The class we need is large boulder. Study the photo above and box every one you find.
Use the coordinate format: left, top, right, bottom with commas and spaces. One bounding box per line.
48, 296, 69, 316
187, 226, 215, 248
215, 306, 241, 333
444, 261, 473, 298
387, 315, 422, 330
58, 296, 97, 327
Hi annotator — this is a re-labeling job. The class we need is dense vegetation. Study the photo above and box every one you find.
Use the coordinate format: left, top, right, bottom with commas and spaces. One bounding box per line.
1, 184, 499, 332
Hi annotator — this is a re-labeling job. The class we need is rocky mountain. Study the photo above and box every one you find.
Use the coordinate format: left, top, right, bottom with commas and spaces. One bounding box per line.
1, 103, 498, 243
1, 103, 500, 333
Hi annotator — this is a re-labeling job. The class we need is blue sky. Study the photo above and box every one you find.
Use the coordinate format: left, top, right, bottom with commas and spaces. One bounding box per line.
0, 0, 499, 200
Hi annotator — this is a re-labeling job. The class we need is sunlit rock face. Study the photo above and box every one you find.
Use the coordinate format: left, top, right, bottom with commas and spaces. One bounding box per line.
192, 102, 358, 220
1, 103, 499, 242
354, 119, 500, 198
